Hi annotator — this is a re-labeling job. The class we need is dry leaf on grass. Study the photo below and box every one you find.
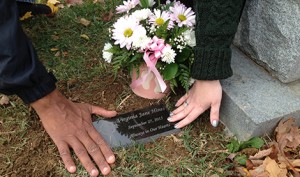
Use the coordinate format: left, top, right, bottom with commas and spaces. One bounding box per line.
249, 147, 273, 160
238, 118, 300, 177
292, 159, 300, 168
249, 164, 269, 177
264, 157, 288, 177
275, 118, 300, 150
80, 34, 89, 40
102, 9, 114, 22
235, 167, 251, 177
93, 0, 104, 3
50, 48, 59, 51
0, 95, 9, 105
66, 0, 83, 5
79, 18, 91, 27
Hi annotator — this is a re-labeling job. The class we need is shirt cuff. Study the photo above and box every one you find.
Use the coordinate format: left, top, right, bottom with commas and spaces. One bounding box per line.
191, 47, 233, 80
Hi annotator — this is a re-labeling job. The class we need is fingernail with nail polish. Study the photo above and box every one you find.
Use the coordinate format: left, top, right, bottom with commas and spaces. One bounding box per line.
174, 124, 179, 129
170, 112, 174, 116
212, 120, 219, 127
167, 117, 172, 121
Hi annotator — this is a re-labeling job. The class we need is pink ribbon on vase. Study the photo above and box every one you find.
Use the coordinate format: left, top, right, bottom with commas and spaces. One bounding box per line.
130, 37, 167, 92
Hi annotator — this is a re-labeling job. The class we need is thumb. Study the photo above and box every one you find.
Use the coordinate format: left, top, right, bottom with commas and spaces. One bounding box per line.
210, 103, 220, 127
90, 105, 117, 118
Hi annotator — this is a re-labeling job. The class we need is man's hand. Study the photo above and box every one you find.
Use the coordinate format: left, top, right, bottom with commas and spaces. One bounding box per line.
30, 89, 117, 176
168, 80, 222, 128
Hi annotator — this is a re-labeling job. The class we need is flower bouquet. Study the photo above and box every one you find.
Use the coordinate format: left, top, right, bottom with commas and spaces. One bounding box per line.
102, 0, 196, 98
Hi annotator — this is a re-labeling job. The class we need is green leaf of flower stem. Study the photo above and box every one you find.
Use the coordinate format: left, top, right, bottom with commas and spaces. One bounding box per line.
129, 53, 143, 63
139, 0, 149, 8
239, 137, 265, 150
226, 137, 265, 153
163, 63, 178, 80
177, 64, 190, 91
169, 79, 178, 93
155, 19, 170, 39
227, 139, 240, 153
234, 155, 248, 166
176, 48, 191, 63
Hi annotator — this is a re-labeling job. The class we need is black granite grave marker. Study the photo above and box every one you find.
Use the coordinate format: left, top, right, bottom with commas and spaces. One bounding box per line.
93, 104, 180, 148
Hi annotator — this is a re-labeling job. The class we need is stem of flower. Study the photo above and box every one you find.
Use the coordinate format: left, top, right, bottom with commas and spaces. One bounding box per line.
158, 0, 161, 6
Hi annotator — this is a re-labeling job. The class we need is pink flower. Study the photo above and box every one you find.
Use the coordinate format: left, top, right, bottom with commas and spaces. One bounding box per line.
116, 0, 139, 14
170, 2, 195, 27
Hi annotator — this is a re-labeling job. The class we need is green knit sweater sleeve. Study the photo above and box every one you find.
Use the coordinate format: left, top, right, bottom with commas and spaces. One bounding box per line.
191, 0, 245, 80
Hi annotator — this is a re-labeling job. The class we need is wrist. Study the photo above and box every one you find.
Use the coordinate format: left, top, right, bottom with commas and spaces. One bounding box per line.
30, 89, 64, 115
194, 80, 220, 84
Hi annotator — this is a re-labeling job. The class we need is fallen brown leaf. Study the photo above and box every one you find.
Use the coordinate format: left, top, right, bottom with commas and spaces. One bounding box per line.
51, 35, 60, 40
264, 157, 288, 177
93, 0, 104, 3
241, 147, 259, 156
251, 159, 264, 166
275, 143, 300, 175
246, 159, 255, 170
292, 159, 300, 168
0, 95, 9, 105
249, 164, 269, 177
50, 48, 59, 51
227, 153, 237, 161
102, 9, 114, 22
235, 167, 251, 177
54, 51, 60, 57
249, 147, 273, 160
66, 0, 83, 5
80, 34, 89, 40
275, 118, 300, 150
62, 51, 68, 57
79, 18, 91, 27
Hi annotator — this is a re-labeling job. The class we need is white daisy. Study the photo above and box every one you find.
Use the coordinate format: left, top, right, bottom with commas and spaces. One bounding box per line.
116, 0, 139, 14
132, 34, 151, 50
161, 44, 176, 64
149, 9, 174, 29
102, 43, 113, 63
183, 29, 196, 47
112, 16, 147, 50
170, 2, 195, 27
130, 9, 152, 21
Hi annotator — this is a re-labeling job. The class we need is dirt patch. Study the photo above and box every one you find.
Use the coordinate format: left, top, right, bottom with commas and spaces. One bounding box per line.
0, 117, 60, 177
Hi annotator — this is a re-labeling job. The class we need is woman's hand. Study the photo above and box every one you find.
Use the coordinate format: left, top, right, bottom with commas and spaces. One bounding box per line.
31, 89, 117, 176
168, 80, 222, 128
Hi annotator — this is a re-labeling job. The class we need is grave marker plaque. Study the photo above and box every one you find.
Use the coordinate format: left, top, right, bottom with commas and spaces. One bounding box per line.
93, 104, 180, 148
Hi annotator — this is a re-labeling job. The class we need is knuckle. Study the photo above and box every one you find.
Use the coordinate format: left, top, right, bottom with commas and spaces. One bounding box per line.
98, 159, 107, 165
85, 161, 95, 170
96, 138, 105, 146
65, 159, 72, 164
75, 148, 85, 155
76, 130, 86, 137
88, 144, 100, 153
59, 149, 69, 156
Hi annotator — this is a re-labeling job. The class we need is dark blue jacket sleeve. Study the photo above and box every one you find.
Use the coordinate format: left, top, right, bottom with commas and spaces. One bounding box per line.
0, 0, 57, 104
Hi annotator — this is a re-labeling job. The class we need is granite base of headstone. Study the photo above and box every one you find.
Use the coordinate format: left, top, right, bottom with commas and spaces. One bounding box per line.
93, 104, 180, 148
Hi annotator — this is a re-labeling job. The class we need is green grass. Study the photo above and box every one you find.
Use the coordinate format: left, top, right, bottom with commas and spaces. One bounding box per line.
0, 1, 241, 176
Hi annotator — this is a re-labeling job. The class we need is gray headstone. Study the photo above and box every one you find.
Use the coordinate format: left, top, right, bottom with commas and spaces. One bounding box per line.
220, 46, 300, 140
234, 0, 300, 83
